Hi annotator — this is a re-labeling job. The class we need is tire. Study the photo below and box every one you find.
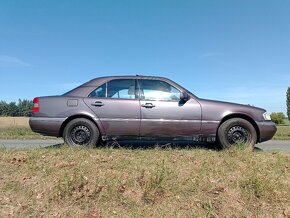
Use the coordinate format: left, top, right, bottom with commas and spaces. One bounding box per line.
63, 118, 100, 148
217, 118, 257, 149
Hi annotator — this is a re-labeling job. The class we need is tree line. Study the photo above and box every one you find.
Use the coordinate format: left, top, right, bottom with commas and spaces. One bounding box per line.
0, 99, 32, 117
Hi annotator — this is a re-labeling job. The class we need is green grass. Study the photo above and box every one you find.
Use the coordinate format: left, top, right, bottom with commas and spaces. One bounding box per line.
273, 126, 290, 140
0, 126, 55, 140
0, 146, 290, 217
283, 118, 290, 126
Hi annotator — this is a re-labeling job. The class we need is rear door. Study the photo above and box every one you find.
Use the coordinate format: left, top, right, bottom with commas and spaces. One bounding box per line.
84, 79, 140, 137
138, 79, 201, 139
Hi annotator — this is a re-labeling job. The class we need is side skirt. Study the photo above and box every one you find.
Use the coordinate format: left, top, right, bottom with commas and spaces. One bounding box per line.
102, 135, 216, 143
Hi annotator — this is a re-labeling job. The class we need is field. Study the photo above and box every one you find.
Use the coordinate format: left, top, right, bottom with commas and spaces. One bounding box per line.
1, 119, 290, 217
1, 146, 290, 217
0, 117, 29, 126
0, 126, 54, 140
0, 117, 54, 140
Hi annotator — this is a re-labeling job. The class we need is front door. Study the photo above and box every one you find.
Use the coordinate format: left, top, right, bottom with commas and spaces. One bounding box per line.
84, 79, 140, 138
138, 79, 202, 139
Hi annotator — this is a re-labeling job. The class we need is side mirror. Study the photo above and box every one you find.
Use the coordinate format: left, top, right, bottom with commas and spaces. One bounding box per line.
180, 92, 189, 101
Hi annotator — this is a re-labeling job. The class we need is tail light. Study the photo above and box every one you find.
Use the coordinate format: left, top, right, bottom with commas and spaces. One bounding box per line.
32, 97, 39, 113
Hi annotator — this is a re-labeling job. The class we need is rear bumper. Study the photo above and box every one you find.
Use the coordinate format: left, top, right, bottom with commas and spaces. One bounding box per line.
257, 121, 277, 143
29, 117, 66, 137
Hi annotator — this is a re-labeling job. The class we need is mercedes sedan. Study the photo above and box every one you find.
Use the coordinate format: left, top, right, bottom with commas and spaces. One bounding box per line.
29, 76, 277, 148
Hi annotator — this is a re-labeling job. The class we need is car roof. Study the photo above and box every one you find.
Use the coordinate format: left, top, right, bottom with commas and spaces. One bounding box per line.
64, 75, 196, 98
82, 75, 171, 87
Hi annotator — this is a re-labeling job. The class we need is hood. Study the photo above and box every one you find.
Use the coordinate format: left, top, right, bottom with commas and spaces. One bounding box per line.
198, 98, 265, 112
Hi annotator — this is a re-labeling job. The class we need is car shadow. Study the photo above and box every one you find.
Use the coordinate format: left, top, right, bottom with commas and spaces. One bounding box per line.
105, 140, 222, 150
44, 143, 64, 149
44, 141, 263, 151
253, 146, 263, 152
44, 140, 221, 150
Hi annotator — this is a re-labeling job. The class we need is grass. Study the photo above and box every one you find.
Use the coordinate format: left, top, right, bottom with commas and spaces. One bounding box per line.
283, 118, 290, 126
0, 117, 54, 140
0, 126, 55, 140
273, 126, 290, 140
0, 146, 290, 217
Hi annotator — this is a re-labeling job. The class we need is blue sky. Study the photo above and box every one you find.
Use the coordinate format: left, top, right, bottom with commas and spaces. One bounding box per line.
0, 0, 289, 114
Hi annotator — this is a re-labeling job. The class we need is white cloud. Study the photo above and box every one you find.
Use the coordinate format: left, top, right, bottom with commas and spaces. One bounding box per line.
0, 55, 31, 67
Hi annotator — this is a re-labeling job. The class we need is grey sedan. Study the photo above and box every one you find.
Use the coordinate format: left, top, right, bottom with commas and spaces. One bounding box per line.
29, 76, 277, 148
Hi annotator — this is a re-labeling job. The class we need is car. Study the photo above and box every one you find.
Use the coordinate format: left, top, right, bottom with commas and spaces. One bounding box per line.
29, 75, 277, 148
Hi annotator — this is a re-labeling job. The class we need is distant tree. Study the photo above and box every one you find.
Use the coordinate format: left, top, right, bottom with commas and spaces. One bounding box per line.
0, 101, 10, 116
287, 87, 290, 121
270, 112, 286, 125
8, 102, 19, 116
18, 99, 32, 117
0, 99, 32, 117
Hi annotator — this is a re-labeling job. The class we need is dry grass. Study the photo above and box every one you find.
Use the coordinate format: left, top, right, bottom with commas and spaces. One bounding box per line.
1, 146, 290, 217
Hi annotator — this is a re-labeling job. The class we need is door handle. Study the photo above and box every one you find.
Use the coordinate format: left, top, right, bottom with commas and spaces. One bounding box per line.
91, 101, 104, 107
141, 103, 156, 108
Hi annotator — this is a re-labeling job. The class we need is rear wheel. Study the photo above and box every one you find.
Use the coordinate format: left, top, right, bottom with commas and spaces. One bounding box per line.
217, 118, 257, 149
63, 118, 99, 147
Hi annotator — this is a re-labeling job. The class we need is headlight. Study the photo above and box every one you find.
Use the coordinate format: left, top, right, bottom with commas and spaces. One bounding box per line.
263, 112, 271, 121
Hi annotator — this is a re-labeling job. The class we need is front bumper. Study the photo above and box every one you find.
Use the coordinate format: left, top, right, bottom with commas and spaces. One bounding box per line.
29, 117, 66, 137
257, 121, 277, 143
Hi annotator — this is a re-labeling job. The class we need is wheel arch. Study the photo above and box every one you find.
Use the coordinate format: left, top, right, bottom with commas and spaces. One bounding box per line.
59, 114, 103, 138
218, 114, 260, 143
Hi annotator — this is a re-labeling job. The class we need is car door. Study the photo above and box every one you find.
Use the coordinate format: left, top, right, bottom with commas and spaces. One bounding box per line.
138, 79, 202, 139
84, 79, 140, 138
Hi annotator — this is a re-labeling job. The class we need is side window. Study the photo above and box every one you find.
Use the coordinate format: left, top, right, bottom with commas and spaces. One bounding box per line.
89, 79, 136, 99
89, 83, 106, 98
139, 80, 180, 101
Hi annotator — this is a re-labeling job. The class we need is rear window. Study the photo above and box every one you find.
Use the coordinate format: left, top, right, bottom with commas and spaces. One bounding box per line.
89, 79, 136, 99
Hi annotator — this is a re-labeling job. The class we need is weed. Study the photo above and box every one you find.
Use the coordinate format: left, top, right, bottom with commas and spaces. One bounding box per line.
240, 175, 267, 199
51, 170, 87, 200
201, 200, 219, 217
138, 161, 170, 204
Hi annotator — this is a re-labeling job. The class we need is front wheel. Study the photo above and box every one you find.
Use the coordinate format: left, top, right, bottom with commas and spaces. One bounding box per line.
217, 118, 257, 149
63, 118, 100, 147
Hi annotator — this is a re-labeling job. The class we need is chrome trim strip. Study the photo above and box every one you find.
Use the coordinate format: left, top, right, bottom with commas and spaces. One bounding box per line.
29, 117, 66, 122
100, 118, 219, 123
142, 119, 200, 123
201, 120, 220, 124
101, 118, 139, 122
